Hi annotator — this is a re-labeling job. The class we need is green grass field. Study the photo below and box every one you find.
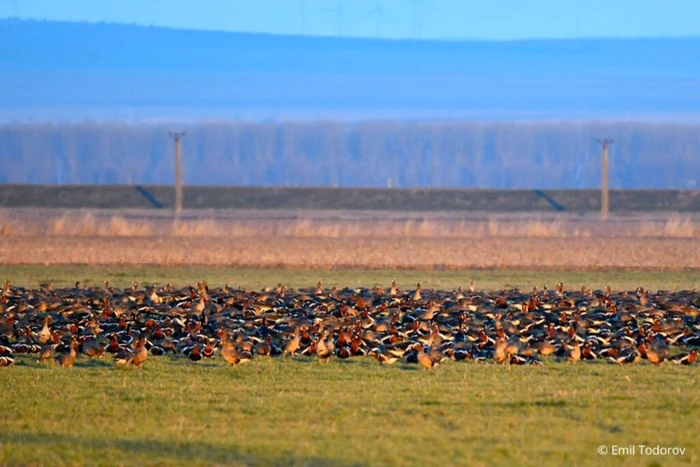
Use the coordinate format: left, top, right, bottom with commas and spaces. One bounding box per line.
1, 266, 698, 466
0, 264, 698, 292
2, 355, 698, 466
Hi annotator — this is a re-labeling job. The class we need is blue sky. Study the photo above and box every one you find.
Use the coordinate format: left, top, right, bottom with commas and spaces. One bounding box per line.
2, 0, 700, 40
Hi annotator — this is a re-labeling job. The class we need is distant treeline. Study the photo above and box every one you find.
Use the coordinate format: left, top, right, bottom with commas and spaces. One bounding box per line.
1, 122, 698, 189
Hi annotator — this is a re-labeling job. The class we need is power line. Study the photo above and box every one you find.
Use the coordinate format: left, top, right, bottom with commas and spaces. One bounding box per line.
0, 0, 18, 17
362, 0, 387, 37
322, 0, 345, 36
404, 0, 428, 38
300, 0, 308, 34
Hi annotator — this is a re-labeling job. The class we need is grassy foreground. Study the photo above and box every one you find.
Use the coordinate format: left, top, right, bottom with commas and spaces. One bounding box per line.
0, 264, 697, 291
1, 266, 698, 466
1, 355, 698, 467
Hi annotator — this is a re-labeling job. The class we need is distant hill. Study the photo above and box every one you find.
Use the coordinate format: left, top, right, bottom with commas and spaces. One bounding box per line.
2, 19, 700, 121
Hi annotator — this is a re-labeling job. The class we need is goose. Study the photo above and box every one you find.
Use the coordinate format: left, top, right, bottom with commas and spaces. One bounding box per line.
316, 330, 332, 364
283, 328, 301, 358
1, 279, 698, 373
493, 337, 508, 366
0, 354, 14, 367
55, 339, 78, 368
669, 349, 697, 365
565, 341, 581, 363
255, 336, 272, 358
369, 346, 399, 365
37, 315, 51, 344
221, 339, 251, 367
185, 344, 203, 362
389, 280, 397, 296
82, 338, 105, 358
116, 337, 148, 368
413, 283, 422, 302
417, 345, 438, 370
639, 343, 664, 365
581, 342, 597, 360
608, 348, 641, 365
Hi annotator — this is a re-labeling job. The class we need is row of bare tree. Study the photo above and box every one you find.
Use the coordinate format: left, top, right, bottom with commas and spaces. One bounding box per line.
1, 121, 698, 188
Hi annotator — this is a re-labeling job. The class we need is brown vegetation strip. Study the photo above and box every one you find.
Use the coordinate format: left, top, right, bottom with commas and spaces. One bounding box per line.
1, 209, 698, 238
1, 237, 698, 270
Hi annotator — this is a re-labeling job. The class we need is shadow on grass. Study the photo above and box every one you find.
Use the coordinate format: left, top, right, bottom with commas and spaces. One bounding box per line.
182, 361, 221, 369
496, 399, 568, 408
76, 359, 114, 368
14, 356, 118, 370
285, 356, 317, 364
0, 432, 364, 467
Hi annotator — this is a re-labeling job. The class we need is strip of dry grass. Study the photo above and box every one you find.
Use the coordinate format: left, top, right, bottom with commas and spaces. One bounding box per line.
0, 209, 698, 239
0, 209, 697, 270
0, 236, 697, 270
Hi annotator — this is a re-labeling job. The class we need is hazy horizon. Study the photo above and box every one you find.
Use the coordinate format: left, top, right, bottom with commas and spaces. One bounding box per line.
3, 0, 700, 41
3, 19, 700, 123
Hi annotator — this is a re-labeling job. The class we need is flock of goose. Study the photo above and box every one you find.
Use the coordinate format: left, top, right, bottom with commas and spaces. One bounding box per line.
1, 279, 699, 370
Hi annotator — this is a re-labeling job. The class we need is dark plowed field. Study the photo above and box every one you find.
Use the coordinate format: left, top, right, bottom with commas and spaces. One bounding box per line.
0, 185, 698, 212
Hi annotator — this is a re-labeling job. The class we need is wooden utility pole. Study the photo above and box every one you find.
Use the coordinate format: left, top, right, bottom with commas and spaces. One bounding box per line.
597, 139, 613, 218
169, 132, 186, 214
